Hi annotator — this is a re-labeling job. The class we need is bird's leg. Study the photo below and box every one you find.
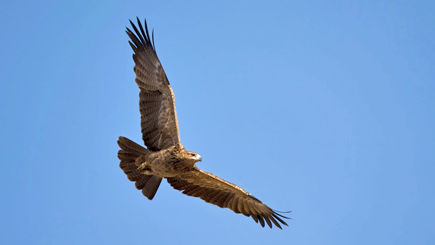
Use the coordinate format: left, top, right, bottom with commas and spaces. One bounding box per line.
137, 162, 147, 170
137, 162, 154, 175
135, 155, 153, 174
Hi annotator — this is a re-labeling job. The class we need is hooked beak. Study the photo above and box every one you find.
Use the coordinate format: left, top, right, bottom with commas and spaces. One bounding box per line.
196, 154, 202, 162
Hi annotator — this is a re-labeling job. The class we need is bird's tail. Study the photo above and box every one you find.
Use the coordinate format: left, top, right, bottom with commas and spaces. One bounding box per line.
117, 136, 162, 200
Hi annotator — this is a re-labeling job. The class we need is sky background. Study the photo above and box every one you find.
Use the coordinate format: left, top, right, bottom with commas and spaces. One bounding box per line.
1, 0, 434, 244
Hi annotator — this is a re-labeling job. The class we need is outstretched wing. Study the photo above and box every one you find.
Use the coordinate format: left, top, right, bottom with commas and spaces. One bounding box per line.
126, 18, 180, 151
167, 168, 290, 229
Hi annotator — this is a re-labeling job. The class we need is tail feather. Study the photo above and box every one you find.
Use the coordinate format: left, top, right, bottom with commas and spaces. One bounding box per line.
135, 175, 153, 189
118, 137, 149, 155
117, 136, 162, 200
142, 176, 162, 200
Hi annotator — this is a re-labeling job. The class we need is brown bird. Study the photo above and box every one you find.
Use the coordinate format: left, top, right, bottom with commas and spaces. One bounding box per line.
118, 18, 290, 229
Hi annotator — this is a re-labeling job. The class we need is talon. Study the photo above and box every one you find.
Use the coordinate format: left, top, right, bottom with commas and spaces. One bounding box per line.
138, 163, 147, 170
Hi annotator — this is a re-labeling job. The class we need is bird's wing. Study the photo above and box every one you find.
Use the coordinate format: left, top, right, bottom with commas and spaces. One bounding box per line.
167, 168, 289, 229
126, 18, 180, 151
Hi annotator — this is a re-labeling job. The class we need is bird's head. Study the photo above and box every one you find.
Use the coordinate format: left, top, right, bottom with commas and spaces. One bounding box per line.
185, 151, 202, 164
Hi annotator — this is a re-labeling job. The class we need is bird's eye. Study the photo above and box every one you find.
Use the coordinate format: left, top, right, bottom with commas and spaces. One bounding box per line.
190, 153, 196, 156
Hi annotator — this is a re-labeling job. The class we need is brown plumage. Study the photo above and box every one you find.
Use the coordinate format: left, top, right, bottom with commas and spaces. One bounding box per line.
118, 18, 290, 229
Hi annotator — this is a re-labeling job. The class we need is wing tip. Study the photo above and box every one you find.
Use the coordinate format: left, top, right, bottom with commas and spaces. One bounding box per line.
251, 210, 291, 229
126, 17, 156, 52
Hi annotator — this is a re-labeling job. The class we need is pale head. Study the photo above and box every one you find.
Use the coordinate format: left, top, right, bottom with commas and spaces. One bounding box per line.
180, 150, 202, 166
187, 151, 202, 162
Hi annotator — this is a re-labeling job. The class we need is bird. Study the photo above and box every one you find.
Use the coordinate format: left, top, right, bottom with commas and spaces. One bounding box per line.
118, 17, 290, 229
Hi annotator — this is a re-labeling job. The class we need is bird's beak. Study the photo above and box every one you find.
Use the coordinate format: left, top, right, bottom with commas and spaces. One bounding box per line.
198, 155, 202, 162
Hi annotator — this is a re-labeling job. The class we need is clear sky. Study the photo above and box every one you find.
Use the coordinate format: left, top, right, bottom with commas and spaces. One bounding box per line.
1, 0, 434, 244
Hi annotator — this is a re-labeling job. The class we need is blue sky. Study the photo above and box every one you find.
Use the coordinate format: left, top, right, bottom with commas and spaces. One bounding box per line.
1, 0, 434, 244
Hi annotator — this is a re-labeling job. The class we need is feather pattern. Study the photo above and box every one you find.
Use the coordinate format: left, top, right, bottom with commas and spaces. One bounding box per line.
118, 137, 162, 200
126, 18, 180, 151
167, 168, 289, 229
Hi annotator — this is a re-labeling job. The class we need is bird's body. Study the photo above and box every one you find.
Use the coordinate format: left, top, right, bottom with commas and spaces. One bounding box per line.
136, 143, 200, 178
118, 18, 289, 229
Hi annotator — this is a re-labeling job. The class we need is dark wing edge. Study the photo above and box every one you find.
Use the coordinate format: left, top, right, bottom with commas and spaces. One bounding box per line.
167, 168, 290, 229
126, 18, 181, 151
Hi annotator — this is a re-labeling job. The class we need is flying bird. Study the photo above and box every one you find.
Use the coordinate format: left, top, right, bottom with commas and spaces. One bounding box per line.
118, 18, 289, 229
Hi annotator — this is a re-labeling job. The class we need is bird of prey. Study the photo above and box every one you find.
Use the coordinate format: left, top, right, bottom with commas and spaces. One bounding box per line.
118, 18, 289, 229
